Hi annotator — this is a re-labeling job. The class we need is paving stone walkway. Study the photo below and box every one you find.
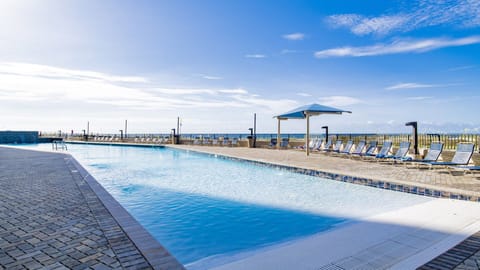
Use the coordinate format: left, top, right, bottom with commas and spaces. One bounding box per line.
0, 147, 183, 270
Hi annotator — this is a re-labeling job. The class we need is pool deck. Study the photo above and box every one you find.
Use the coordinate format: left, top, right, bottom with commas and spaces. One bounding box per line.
169, 145, 480, 200
0, 146, 184, 269
168, 145, 480, 269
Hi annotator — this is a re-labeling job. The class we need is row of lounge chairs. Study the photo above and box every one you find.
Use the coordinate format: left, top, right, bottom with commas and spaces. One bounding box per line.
303, 139, 478, 174
192, 137, 239, 147
268, 138, 290, 148
133, 137, 170, 144
92, 136, 169, 144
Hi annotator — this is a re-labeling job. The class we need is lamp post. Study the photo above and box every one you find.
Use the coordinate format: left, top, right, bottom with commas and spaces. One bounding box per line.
171, 128, 176, 144
405, 121, 418, 155
322, 126, 329, 142
247, 128, 254, 148
253, 113, 256, 148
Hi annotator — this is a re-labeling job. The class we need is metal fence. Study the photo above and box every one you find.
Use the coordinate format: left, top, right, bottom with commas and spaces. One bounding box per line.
40, 132, 480, 152
324, 133, 480, 152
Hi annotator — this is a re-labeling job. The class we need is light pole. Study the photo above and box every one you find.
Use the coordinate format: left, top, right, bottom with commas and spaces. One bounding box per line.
405, 121, 418, 155
322, 126, 329, 142
253, 113, 256, 148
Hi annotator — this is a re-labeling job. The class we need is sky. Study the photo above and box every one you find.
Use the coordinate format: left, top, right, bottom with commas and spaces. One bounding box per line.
0, 0, 479, 135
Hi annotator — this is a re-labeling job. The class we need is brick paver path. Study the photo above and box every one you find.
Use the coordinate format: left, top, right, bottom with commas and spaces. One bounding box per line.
0, 147, 183, 270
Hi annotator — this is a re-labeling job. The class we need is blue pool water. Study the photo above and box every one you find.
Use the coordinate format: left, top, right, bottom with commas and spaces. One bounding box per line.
16, 144, 432, 268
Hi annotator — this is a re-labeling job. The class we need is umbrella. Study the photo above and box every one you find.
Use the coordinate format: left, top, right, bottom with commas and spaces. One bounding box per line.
275, 103, 352, 155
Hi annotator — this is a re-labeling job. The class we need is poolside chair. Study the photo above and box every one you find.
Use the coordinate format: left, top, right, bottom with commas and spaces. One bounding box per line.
362, 141, 392, 161
268, 138, 278, 148
398, 142, 444, 165
222, 137, 230, 146
420, 143, 475, 168
212, 138, 219, 146
231, 138, 239, 147
280, 138, 289, 148
320, 140, 333, 152
312, 139, 324, 151
378, 141, 410, 160
334, 140, 353, 156
351, 141, 377, 158
350, 141, 366, 156
202, 137, 210, 145
296, 138, 315, 150
325, 140, 343, 153
374, 141, 392, 158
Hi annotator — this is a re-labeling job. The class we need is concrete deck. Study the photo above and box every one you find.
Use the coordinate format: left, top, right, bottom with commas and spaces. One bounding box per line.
168, 145, 480, 200
0, 146, 184, 270
168, 145, 480, 269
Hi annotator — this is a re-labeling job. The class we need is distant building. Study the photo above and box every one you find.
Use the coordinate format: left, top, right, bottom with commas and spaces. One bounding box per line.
0, 131, 39, 144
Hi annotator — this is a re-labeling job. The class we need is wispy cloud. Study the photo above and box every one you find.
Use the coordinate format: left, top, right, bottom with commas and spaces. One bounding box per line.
327, 0, 480, 36
447, 65, 476, 72
0, 62, 147, 83
199, 74, 222, 80
297, 92, 312, 97
327, 14, 407, 36
386, 83, 437, 90
282, 32, 305, 41
314, 36, 480, 58
318, 96, 362, 107
281, 49, 298, 54
0, 62, 296, 112
406, 96, 433, 100
245, 54, 266, 58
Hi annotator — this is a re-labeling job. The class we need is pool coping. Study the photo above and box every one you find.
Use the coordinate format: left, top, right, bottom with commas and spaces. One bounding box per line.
166, 146, 480, 202
67, 140, 166, 148
65, 152, 185, 269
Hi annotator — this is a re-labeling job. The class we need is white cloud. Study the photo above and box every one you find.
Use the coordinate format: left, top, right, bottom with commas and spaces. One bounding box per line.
406, 96, 433, 100
328, 14, 407, 36
0, 62, 296, 115
447, 65, 476, 71
202, 75, 222, 80
245, 54, 266, 58
386, 83, 437, 90
282, 33, 305, 41
281, 49, 298, 54
0, 62, 147, 83
297, 92, 312, 97
317, 96, 362, 107
327, 0, 480, 36
314, 36, 480, 58
219, 89, 248, 95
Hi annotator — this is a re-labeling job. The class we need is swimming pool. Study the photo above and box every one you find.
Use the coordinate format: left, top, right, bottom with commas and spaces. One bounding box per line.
19, 143, 432, 268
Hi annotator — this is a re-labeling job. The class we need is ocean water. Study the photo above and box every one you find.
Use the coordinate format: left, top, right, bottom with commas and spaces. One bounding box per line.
15, 143, 432, 268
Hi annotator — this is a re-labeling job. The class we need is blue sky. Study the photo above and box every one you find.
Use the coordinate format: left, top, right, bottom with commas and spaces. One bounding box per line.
0, 0, 479, 134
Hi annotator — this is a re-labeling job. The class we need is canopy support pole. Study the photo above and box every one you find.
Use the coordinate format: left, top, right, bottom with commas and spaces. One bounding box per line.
277, 118, 281, 150
306, 114, 310, 156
